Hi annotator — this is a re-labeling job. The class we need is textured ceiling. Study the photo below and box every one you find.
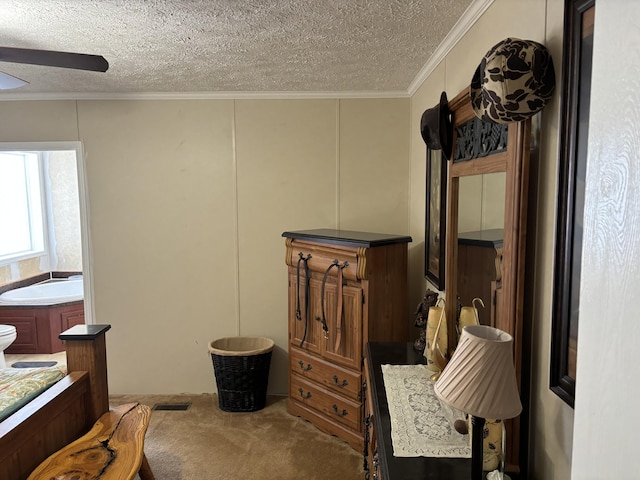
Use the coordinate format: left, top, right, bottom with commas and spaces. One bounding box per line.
0, 0, 473, 96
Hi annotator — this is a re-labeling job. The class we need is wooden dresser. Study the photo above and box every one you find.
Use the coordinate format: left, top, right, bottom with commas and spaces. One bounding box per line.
283, 229, 411, 451
457, 229, 503, 328
365, 342, 522, 480
365, 342, 472, 480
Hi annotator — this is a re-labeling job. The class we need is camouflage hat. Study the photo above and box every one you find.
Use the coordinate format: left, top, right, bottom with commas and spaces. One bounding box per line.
470, 38, 555, 124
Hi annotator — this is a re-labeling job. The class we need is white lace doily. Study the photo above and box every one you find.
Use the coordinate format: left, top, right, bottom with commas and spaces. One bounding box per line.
381, 363, 471, 458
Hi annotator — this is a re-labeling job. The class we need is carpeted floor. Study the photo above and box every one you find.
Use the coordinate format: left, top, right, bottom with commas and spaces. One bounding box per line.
109, 394, 364, 480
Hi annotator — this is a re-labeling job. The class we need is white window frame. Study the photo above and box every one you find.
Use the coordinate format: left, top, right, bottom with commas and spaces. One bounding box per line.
0, 142, 94, 324
0, 151, 47, 264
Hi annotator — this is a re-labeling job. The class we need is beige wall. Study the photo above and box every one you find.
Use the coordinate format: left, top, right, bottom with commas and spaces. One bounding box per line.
408, 0, 572, 478
530, 2, 576, 479
0, 96, 409, 396
457, 173, 506, 233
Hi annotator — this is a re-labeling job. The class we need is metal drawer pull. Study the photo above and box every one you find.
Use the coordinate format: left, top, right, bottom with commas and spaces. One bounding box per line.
332, 375, 348, 387
298, 360, 312, 371
332, 404, 348, 416
298, 388, 311, 399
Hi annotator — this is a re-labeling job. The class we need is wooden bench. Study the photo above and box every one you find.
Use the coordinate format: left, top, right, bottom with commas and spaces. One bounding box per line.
27, 402, 155, 480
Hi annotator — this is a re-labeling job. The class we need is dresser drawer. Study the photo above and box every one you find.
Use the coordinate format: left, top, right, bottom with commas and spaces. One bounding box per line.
290, 347, 361, 399
290, 374, 362, 431
286, 239, 362, 281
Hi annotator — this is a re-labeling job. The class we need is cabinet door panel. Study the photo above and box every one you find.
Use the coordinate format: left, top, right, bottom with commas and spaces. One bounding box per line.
3, 315, 38, 353
61, 309, 85, 330
319, 282, 363, 370
289, 272, 321, 353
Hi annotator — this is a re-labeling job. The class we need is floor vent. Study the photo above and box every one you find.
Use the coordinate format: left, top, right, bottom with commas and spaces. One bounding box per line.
152, 402, 191, 411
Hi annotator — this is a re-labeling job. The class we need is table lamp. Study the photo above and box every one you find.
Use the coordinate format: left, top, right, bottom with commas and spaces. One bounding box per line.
434, 325, 522, 480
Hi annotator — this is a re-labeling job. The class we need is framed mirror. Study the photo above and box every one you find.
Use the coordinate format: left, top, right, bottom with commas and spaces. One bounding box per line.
424, 148, 447, 290
444, 88, 532, 476
550, 0, 595, 409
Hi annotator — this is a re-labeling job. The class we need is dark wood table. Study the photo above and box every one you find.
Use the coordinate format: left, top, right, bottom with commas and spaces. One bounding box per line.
366, 342, 471, 480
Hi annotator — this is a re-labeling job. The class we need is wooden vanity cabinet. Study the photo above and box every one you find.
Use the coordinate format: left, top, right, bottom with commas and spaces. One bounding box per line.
283, 229, 411, 452
3, 302, 85, 354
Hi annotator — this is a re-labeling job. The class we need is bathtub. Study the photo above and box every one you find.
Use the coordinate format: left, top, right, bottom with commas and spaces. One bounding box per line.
0, 278, 84, 306
0, 276, 85, 354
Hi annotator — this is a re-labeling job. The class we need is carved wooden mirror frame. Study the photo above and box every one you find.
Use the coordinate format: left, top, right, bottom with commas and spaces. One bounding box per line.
444, 87, 531, 475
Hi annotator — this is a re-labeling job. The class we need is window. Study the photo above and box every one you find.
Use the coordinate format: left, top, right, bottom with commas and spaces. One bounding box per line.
0, 151, 45, 263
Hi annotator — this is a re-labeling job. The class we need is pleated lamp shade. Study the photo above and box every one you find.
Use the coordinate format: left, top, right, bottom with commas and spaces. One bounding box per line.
434, 325, 522, 420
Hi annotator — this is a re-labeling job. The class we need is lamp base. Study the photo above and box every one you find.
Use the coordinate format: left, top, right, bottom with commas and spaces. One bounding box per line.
471, 415, 486, 480
487, 471, 511, 480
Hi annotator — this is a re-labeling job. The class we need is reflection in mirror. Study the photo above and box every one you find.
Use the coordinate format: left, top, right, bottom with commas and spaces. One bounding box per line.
456, 172, 505, 328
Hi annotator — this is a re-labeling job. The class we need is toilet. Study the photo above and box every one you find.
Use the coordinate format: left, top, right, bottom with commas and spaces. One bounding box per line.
0, 324, 17, 369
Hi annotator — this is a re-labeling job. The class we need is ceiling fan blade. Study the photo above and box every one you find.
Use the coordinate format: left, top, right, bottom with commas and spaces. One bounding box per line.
0, 47, 108, 72
0, 71, 29, 90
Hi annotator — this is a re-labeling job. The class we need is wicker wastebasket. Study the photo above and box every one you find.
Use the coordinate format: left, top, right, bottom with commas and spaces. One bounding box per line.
208, 336, 275, 412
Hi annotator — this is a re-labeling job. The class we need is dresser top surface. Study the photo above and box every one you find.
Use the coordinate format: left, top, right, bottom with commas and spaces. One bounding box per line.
367, 342, 472, 480
282, 229, 412, 247
458, 228, 503, 247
